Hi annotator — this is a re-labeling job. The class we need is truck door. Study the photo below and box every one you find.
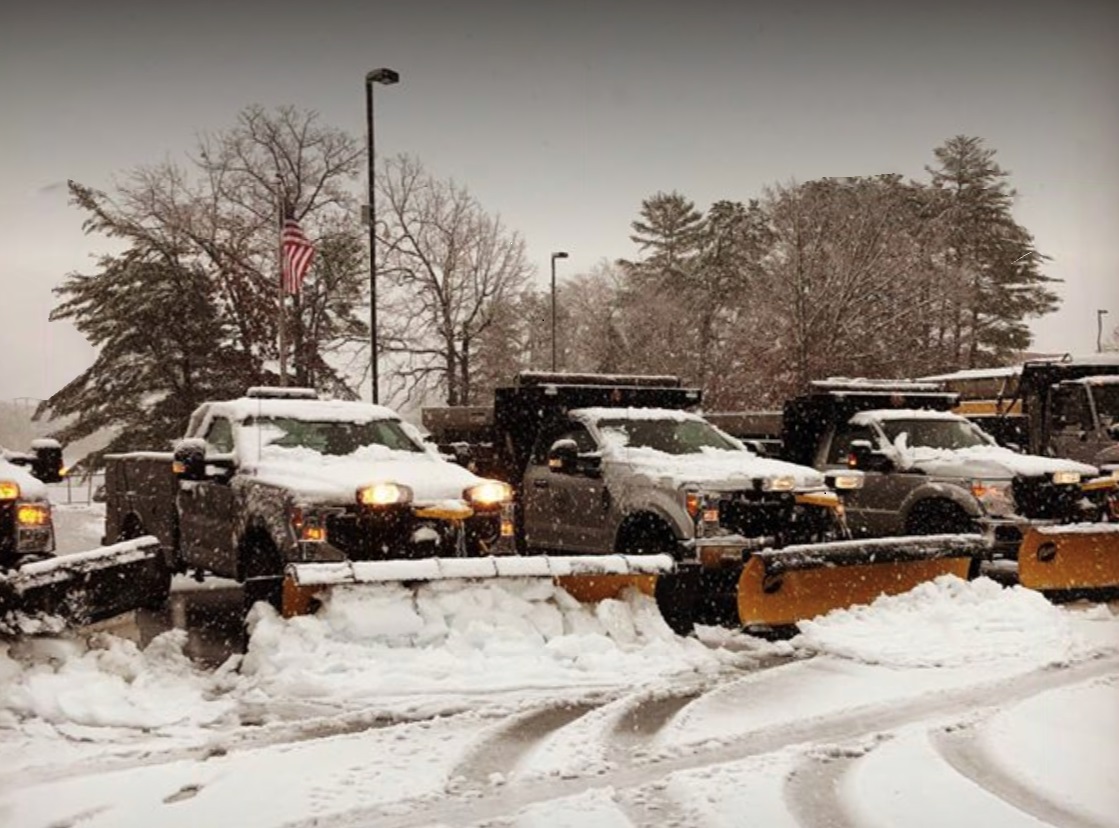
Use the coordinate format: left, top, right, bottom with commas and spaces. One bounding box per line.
1049, 384, 1108, 464
522, 423, 612, 553
821, 421, 906, 536
177, 416, 239, 578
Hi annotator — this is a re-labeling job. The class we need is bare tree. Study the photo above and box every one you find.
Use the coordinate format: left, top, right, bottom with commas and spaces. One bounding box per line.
377, 155, 532, 405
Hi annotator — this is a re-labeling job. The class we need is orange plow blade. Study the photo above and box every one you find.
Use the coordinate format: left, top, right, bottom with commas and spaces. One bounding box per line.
282, 554, 674, 618
733, 535, 981, 631
1015, 525, 1119, 594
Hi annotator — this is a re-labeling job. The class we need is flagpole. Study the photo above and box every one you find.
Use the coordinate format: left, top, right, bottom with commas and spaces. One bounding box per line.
277, 175, 288, 387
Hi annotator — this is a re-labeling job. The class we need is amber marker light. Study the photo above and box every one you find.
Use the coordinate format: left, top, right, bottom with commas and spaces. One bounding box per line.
17, 503, 51, 526
0, 481, 20, 500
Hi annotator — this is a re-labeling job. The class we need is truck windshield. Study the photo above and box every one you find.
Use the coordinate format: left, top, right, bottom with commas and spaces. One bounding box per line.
597, 418, 741, 455
245, 416, 423, 455
879, 419, 992, 451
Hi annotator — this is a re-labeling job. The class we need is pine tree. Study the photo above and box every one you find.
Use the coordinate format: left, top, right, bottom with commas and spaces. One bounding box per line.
927, 136, 1059, 367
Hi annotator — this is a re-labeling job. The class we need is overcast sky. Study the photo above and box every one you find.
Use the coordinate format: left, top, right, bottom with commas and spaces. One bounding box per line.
1, 0, 1117, 401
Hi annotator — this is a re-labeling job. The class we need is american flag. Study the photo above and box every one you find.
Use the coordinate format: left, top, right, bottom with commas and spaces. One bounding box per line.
281, 217, 315, 294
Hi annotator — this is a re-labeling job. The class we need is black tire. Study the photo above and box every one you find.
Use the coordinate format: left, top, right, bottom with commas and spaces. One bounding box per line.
905, 500, 976, 536
239, 531, 284, 614
617, 515, 695, 635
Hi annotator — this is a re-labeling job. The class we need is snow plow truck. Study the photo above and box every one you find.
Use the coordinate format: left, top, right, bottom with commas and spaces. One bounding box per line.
423, 372, 980, 635
1, 443, 169, 635
100, 386, 672, 622
707, 379, 1119, 599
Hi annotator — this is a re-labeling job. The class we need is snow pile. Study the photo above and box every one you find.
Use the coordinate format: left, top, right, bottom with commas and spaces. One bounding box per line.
794, 576, 1094, 667
239, 579, 734, 704
0, 631, 235, 730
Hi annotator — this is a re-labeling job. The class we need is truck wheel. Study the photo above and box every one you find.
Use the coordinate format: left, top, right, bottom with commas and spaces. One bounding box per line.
905, 500, 975, 536
240, 531, 283, 614
618, 516, 695, 635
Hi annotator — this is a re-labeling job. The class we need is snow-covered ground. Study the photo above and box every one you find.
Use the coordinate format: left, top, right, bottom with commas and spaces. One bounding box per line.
1, 503, 1117, 827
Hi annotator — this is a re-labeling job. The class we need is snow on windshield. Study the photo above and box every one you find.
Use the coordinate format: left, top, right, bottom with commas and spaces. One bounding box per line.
596, 416, 740, 456
247, 416, 423, 456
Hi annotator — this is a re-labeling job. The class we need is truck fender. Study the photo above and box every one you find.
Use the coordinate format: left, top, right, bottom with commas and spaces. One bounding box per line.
615, 507, 687, 555
899, 482, 982, 529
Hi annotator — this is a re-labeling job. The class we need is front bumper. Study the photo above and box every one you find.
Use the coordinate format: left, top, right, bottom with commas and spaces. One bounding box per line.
290, 502, 511, 563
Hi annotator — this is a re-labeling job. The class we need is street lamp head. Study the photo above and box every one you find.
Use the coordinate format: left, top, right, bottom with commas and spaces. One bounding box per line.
551, 251, 569, 261
367, 68, 400, 85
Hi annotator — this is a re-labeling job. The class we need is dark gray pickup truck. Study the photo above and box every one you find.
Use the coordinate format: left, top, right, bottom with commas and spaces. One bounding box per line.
103, 387, 513, 608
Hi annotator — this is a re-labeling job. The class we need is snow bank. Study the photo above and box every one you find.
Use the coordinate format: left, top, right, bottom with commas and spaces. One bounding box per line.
794, 576, 1092, 668
0, 631, 235, 730
239, 579, 734, 706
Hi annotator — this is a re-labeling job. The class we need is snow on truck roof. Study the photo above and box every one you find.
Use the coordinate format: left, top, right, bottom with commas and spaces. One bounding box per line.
851, 409, 966, 424
571, 407, 703, 423
202, 397, 401, 424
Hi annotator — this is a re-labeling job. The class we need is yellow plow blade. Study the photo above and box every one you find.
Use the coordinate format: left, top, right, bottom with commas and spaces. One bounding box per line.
282, 554, 674, 618
733, 535, 981, 630
1016, 525, 1119, 594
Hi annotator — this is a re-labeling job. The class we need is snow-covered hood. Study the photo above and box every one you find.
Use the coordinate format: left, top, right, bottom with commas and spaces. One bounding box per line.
245, 445, 486, 506
891, 444, 1097, 482
603, 446, 825, 491
0, 457, 47, 501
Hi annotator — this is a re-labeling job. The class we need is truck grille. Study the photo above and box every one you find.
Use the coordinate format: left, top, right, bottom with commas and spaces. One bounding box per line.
1011, 477, 1081, 521
716, 492, 833, 545
325, 509, 500, 559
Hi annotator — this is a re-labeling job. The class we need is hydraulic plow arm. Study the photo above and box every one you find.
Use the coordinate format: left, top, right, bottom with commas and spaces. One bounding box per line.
282, 554, 676, 617
1, 537, 171, 634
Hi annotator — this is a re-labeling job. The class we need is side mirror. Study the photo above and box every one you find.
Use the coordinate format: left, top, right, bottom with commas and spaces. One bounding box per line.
547, 438, 579, 473
29, 441, 65, 484
172, 439, 208, 481
848, 440, 893, 473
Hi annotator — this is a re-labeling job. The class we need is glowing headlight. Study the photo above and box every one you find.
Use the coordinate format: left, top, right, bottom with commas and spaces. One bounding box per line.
464, 480, 512, 508
970, 480, 1015, 516
356, 482, 413, 507
16, 503, 51, 527
1052, 471, 1081, 486
760, 475, 796, 492
828, 473, 864, 491
0, 481, 19, 500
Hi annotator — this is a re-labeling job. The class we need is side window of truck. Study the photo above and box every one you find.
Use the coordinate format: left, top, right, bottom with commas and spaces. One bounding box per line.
825, 423, 876, 465
206, 417, 235, 453
531, 423, 596, 465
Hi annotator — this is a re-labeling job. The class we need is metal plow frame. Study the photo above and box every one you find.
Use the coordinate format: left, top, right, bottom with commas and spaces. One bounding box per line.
1, 536, 170, 634
734, 534, 983, 631
282, 554, 676, 617
1015, 524, 1119, 597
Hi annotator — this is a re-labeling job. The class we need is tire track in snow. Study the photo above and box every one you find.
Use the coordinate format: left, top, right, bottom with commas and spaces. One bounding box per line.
782, 741, 887, 828
447, 701, 603, 790
931, 723, 1114, 828
2, 705, 477, 789
299, 653, 1119, 828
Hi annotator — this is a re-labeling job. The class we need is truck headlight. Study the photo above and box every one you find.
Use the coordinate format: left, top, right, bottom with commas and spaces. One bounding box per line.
827, 472, 864, 490
0, 480, 19, 500
16, 503, 51, 526
1051, 471, 1081, 486
760, 476, 796, 492
970, 481, 1015, 516
464, 480, 512, 510
357, 482, 413, 507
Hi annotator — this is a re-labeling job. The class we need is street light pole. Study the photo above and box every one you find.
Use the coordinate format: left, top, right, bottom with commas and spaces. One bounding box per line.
1099, 309, 1109, 353
366, 67, 399, 404
550, 251, 569, 372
